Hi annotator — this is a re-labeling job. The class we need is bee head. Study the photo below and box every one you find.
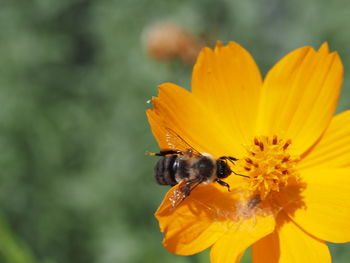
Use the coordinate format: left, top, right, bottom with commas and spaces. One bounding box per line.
216, 159, 232, 179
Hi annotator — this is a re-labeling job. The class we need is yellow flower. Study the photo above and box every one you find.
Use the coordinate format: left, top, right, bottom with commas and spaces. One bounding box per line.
146, 42, 350, 263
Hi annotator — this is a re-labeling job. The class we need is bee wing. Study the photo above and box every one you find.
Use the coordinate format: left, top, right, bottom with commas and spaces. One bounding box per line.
169, 184, 187, 209
163, 127, 201, 156
169, 179, 203, 208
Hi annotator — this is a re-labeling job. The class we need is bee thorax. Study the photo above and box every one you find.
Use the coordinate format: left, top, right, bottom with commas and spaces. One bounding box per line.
190, 156, 216, 180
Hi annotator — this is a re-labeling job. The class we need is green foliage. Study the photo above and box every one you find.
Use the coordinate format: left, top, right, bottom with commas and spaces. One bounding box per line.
0, 215, 36, 263
0, 0, 349, 262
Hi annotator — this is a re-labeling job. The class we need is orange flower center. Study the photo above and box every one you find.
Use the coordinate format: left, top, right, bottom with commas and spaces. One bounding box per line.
242, 136, 299, 200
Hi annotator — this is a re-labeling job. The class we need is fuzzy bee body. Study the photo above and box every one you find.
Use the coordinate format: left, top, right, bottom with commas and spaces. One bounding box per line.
154, 152, 217, 187
154, 154, 178, 186
147, 128, 245, 207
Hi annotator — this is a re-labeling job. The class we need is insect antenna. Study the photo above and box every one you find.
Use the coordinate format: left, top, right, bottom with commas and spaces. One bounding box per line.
219, 156, 250, 178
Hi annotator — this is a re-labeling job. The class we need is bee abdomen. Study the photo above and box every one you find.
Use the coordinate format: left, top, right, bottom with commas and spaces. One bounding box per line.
154, 155, 178, 186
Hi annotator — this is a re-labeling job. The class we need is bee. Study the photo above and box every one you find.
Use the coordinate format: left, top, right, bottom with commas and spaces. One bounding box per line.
147, 128, 247, 207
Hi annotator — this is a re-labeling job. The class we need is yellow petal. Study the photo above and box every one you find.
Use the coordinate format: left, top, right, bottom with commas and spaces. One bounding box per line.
155, 184, 236, 255
282, 168, 350, 243
210, 212, 275, 263
192, 42, 263, 153
299, 110, 350, 169
257, 43, 343, 156
147, 83, 245, 157
252, 212, 331, 263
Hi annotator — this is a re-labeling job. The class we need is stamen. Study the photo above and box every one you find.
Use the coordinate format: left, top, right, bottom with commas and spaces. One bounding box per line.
259, 142, 264, 151
283, 139, 291, 150
243, 136, 299, 200
282, 156, 290, 162
254, 137, 260, 146
245, 158, 253, 164
272, 135, 278, 145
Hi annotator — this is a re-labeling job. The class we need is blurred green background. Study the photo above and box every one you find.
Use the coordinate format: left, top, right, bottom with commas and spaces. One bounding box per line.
0, 0, 349, 262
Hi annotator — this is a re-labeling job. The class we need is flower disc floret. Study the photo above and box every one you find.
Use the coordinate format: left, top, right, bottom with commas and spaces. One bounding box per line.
242, 136, 300, 200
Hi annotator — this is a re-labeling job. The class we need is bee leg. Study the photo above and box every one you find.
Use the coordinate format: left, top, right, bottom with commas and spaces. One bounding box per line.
183, 182, 192, 196
145, 150, 183, 156
216, 179, 231, 192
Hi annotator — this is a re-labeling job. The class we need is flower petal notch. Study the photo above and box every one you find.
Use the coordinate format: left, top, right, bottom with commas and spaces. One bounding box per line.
252, 212, 331, 263
147, 41, 348, 263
